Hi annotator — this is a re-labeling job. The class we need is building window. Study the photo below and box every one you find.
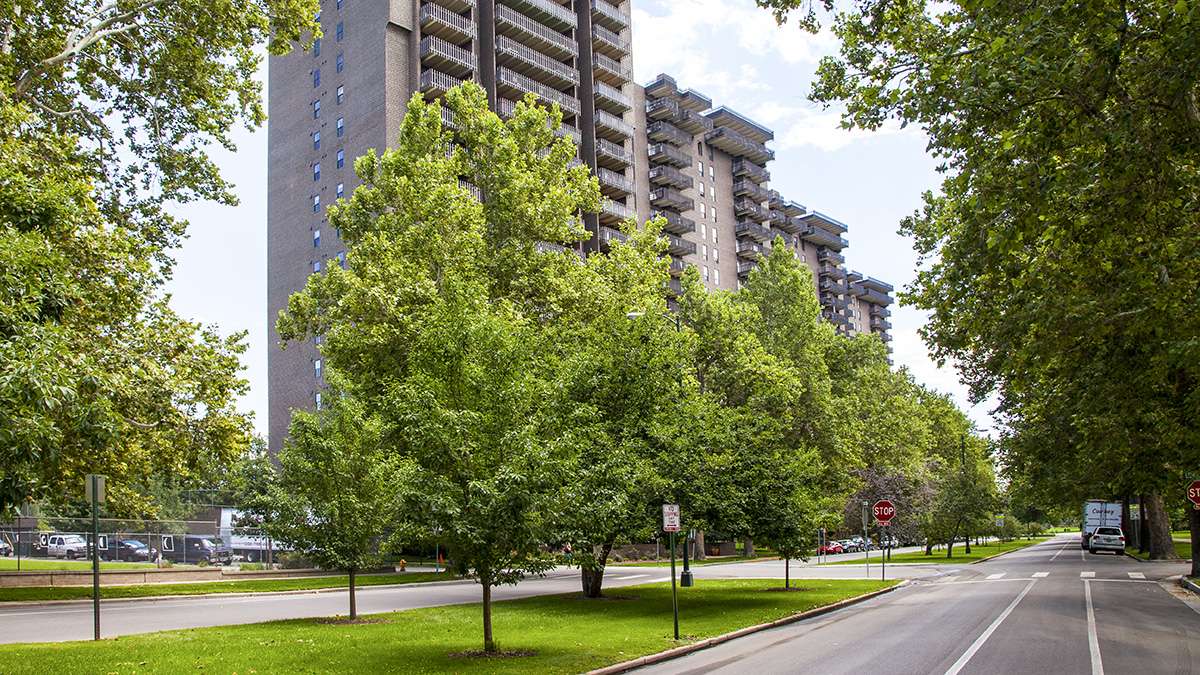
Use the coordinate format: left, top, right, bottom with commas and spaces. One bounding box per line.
336, 182, 344, 199
697, 141, 703, 155
314, 100, 320, 118
700, 222, 707, 239
702, 265, 709, 281
714, 268, 720, 285
708, 145, 714, 160
337, 118, 344, 136
313, 132, 320, 150
712, 211, 717, 223
315, 359, 323, 378
710, 166, 715, 180
313, 69, 320, 87
315, 392, 323, 409
702, 244, 708, 261
313, 260, 321, 273
314, 229, 321, 247
714, 249, 719, 263
337, 53, 344, 72
337, 86, 344, 104
699, 182, 705, 196
314, 38, 320, 56
313, 162, 320, 180
338, 251, 346, 268
337, 22, 343, 40
699, 202, 706, 218
337, 0, 343, 8
713, 226, 718, 243
698, 161, 704, 175
313, 195, 320, 212
337, 149, 344, 168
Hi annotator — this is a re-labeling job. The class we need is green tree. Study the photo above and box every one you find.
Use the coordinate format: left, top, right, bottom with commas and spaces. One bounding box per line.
278, 83, 602, 652
256, 387, 397, 620
763, 0, 1200, 564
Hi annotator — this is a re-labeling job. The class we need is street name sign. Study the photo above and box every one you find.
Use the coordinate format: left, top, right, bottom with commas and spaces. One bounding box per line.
873, 500, 895, 526
663, 504, 681, 532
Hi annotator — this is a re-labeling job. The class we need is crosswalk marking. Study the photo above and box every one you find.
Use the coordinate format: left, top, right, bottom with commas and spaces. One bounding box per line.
1080, 571, 1095, 578
986, 573, 1006, 580
1032, 572, 1049, 578
1128, 572, 1145, 579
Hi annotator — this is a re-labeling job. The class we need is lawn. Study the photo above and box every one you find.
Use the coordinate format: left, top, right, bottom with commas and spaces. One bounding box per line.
0, 578, 894, 675
610, 556, 769, 568
1125, 542, 1192, 560
819, 538, 1043, 566
0, 571, 455, 603
0, 558, 157, 571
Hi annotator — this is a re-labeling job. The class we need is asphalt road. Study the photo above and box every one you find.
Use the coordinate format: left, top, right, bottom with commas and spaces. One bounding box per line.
632, 534, 1199, 675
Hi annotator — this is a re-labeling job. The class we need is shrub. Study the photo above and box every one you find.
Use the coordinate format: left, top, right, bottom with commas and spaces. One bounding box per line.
278, 551, 315, 569
240, 563, 264, 571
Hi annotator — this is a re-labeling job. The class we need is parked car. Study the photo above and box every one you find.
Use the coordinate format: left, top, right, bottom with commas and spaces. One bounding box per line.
0, 539, 12, 556
105, 538, 157, 562
1088, 526, 1125, 555
47, 534, 91, 559
160, 535, 232, 565
818, 541, 844, 555
840, 539, 860, 553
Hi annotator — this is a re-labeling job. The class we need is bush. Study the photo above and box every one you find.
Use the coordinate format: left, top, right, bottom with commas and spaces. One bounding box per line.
197, 558, 210, 568
278, 551, 315, 569
611, 553, 624, 563
240, 563, 264, 571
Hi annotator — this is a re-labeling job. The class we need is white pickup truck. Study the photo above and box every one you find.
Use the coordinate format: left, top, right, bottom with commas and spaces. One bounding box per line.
46, 534, 91, 559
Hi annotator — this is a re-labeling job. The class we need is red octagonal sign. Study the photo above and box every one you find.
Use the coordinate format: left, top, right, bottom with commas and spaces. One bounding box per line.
1187, 480, 1200, 509
873, 500, 896, 525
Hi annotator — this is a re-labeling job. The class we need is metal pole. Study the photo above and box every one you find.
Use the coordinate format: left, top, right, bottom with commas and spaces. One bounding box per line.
881, 524, 887, 582
670, 531, 679, 640
862, 501, 869, 578
92, 475, 100, 641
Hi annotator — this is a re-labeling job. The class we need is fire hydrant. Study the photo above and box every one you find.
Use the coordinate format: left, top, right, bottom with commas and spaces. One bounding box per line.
399, 559, 407, 572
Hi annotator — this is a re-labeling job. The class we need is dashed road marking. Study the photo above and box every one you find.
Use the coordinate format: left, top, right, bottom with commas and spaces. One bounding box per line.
1080, 571, 1095, 578
986, 573, 1006, 580
1128, 572, 1145, 579
1033, 572, 1049, 578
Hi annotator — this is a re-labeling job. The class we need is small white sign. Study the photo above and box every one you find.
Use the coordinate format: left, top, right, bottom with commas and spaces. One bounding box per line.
662, 504, 681, 532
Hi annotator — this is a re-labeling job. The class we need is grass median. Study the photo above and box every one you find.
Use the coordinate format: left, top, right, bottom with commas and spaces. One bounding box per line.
818, 538, 1045, 566
0, 571, 454, 603
0, 578, 895, 675
0, 558, 157, 572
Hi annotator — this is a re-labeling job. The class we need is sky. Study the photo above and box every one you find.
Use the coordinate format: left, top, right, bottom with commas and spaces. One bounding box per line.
162, 0, 999, 441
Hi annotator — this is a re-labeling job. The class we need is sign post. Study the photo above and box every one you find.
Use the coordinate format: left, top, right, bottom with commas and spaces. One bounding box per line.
861, 501, 870, 577
86, 474, 106, 641
873, 500, 895, 582
1187, 480, 1200, 510
663, 505, 681, 640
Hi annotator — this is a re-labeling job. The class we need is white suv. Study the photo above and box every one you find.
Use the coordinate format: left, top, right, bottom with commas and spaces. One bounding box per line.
47, 534, 90, 559
1088, 526, 1125, 555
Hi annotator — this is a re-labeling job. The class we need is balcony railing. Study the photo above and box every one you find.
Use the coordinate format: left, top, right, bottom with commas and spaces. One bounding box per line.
676, 109, 713, 135
594, 80, 632, 113
705, 126, 774, 164
818, 264, 847, 279
593, 52, 632, 85
870, 317, 892, 330
818, 249, 845, 265
595, 109, 634, 139
870, 304, 891, 318
496, 98, 579, 142
667, 278, 684, 297
847, 282, 865, 296
801, 225, 848, 250
664, 234, 696, 256
819, 279, 848, 295
775, 215, 803, 234
648, 164, 693, 190
770, 228, 796, 247
646, 97, 680, 121
420, 69, 463, 97
496, 67, 580, 115
669, 256, 689, 276
591, 23, 630, 59
861, 276, 895, 293
732, 159, 770, 184
650, 187, 694, 212
495, 35, 578, 89
595, 137, 632, 167
591, 0, 630, 31
822, 311, 851, 327
499, 0, 576, 31
653, 210, 696, 236
598, 224, 628, 249
494, 4, 575, 59
737, 261, 758, 277
647, 142, 692, 168
737, 241, 769, 259
860, 288, 894, 305
431, 0, 476, 12
733, 180, 770, 203
734, 198, 767, 221
420, 3, 477, 43
420, 35, 476, 78
596, 167, 634, 195
600, 199, 635, 223
647, 120, 692, 147
735, 219, 769, 242
820, 294, 849, 310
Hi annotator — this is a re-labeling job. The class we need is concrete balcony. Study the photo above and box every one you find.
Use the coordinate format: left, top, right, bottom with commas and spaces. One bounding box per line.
494, 4, 575, 60
847, 281, 865, 296
801, 210, 848, 234
664, 234, 697, 257
775, 215, 804, 235
592, 24, 629, 59
647, 142, 693, 168
420, 35, 476, 79
594, 81, 632, 114
668, 256, 689, 277
648, 164, 693, 190
595, 137, 632, 169
870, 304, 891, 318
596, 167, 634, 197
819, 279, 848, 295
597, 224, 628, 250
599, 199, 635, 225
676, 109, 713, 135
705, 126, 774, 164
870, 317, 892, 331
650, 187, 694, 212
734, 198, 768, 222
495, 35, 578, 90
429, 0, 476, 13
654, 210, 696, 236
420, 3, 476, 44
817, 249, 844, 265
647, 120, 692, 147
818, 264, 847, 280
732, 180, 770, 203
801, 225, 848, 250
591, 0, 629, 32
861, 276, 894, 293
595, 109, 634, 141
496, 98, 579, 143
770, 228, 796, 247
770, 193, 806, 217
496, 67, 580, 116
737, 241, 770, 260
667, 278, 684, 297
737, 261, 758, 278
820, 294, 849, 310
822, 310, 851, 327
860, 288, 894, 305
732, 159, 770, 184
707, 106, 774, 144
593, 52, 631, 86
420, 69, 463, 98
735, 219, 769, 242
498, 0, 576, 31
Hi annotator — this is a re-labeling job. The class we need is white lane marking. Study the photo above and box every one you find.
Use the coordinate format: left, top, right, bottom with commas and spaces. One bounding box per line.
1050, 541, 1075, 561
942, 579, 1038, 675
986, 574, 1006, 580
1033, 572, 1049, 578
616, 575, 648, 580
1080, 572, 1095, 578
1084, 579, 1104, 675
1127, 572, 1144, 579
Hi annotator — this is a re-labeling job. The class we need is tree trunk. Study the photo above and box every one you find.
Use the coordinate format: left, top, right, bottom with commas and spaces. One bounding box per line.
482, 570, 496, 652
743, 539, 755, 557
348, 567, 357, 620
785, 556, 790, 589
1190, 504, 1199, 578
925, 540, 934, 555
1138, 494, 1149, 554
693, 530, 706, 560
963, 522, 971, 555
580, 542, 612, 598
1144, 491, 1180, 560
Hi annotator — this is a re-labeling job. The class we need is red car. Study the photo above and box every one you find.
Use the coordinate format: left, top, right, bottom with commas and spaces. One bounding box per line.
818, 541, 844, 555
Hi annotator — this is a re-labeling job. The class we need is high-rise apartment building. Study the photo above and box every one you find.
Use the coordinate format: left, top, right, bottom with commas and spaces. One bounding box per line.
267, 0, 892, 453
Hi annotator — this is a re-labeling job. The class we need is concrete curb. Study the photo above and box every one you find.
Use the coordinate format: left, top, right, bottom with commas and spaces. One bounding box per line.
0, 576, 476, 609
584, 581, 912, 675
1180, 575, 1200, 596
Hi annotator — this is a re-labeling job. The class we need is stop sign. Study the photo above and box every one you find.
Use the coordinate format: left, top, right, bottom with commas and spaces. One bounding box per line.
1187, 480, 1200, 509
874, 500, 896, 525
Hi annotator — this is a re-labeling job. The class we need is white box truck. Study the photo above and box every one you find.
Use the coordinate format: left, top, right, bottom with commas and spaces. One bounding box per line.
1081, 500, 1122, 550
